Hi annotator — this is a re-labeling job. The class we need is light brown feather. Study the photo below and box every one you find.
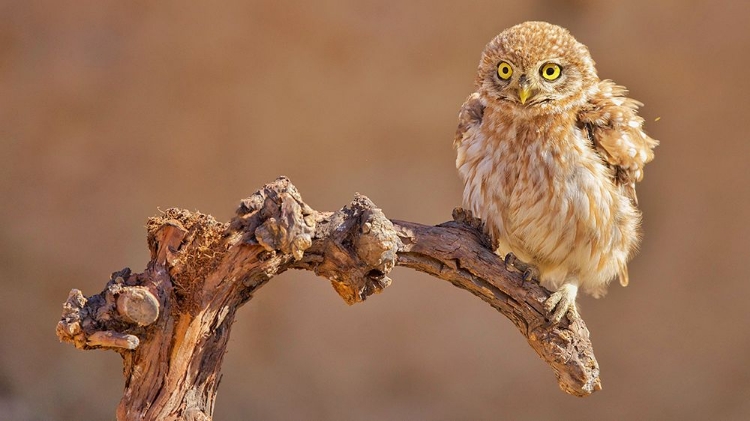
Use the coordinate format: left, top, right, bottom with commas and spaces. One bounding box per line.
579, 80, 659, 204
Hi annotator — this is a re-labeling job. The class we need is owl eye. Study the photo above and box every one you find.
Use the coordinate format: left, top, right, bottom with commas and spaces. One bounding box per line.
497, 61, 513, 80
540, 63, 562, 81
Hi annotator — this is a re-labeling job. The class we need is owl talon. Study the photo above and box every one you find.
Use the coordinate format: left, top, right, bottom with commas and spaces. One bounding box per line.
544, 283, 579, 323
522, 267, 539, 282
504, 252, 518, 270
504, 252, 539, 283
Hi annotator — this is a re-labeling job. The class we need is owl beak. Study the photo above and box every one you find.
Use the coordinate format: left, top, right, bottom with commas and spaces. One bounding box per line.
518, 85, 532, 105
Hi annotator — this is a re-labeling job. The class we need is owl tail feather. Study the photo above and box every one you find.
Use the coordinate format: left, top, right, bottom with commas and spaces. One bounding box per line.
618, 266, 629, 287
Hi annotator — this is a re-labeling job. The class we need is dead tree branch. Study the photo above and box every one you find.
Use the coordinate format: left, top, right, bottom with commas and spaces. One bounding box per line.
56, 176, 601, 421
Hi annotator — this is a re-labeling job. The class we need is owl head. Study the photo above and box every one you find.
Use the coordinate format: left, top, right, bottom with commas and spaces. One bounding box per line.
476, 22, 599, 114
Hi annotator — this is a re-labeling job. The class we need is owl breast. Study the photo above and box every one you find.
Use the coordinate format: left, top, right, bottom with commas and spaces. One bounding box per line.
456, 106, 639, 297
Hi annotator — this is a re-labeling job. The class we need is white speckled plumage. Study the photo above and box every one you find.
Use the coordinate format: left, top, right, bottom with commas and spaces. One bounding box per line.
454, 22, 658, 322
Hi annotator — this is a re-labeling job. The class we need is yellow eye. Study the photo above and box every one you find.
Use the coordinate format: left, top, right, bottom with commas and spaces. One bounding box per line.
540, 63, 562, 81
497, 61, 513, 80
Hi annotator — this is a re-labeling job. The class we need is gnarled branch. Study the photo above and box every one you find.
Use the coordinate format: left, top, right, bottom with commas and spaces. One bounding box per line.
56, 176, 601, 421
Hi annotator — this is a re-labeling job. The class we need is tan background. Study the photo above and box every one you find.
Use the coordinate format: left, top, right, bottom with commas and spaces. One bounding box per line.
2, 1, 749, 420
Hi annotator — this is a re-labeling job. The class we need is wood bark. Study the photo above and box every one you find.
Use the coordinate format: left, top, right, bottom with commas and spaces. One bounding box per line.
56, 176, 601, 420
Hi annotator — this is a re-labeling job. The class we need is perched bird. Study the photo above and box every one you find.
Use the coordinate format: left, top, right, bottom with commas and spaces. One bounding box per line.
454, 22, 657, 322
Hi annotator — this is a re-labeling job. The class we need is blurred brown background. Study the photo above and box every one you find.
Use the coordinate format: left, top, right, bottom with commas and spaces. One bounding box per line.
2, 0, 749, 420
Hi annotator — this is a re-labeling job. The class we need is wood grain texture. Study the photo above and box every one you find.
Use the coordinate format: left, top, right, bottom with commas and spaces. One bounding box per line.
56, 176, 600, 420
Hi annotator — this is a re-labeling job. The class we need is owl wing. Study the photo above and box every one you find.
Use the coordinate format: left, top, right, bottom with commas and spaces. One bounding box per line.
578, 80, 659, 204
454, 92, 485, 149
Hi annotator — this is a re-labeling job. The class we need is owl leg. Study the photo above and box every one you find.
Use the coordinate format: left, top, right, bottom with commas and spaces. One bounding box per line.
544, 281, 580, 323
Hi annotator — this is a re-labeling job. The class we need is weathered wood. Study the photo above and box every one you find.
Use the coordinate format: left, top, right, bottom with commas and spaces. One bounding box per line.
392, 212, 600, 397
56, 176, 601, 421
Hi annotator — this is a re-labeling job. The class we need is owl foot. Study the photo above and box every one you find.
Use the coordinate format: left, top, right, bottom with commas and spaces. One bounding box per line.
544, 283, 580, 323
503, 252, 539, 282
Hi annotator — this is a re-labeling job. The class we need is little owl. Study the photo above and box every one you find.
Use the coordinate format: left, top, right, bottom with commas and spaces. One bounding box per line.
454, 22, 658, 322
